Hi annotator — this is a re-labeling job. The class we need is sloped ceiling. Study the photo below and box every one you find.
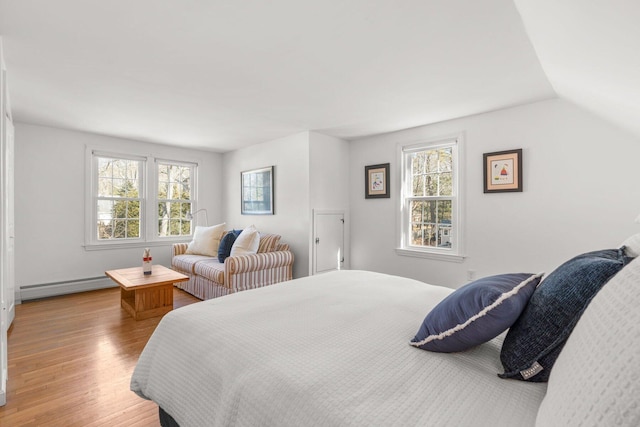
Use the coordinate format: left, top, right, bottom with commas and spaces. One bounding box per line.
514, 0, 640, 139
1, 1, 634, 152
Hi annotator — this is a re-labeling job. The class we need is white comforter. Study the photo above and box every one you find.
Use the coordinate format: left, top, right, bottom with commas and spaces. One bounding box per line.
131, 270, 547, 426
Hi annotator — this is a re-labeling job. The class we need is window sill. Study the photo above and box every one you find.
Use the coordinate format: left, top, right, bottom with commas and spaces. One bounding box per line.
84, 238, 191, 251
395, 248, 465, 263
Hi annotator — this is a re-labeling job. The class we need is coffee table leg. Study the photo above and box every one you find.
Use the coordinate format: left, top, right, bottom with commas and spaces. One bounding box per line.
121, 287, 136, 319
121, 284, 174, 320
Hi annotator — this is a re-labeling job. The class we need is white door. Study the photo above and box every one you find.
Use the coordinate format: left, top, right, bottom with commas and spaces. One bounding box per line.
313, 211, 345, 275
4, 118, 14, 326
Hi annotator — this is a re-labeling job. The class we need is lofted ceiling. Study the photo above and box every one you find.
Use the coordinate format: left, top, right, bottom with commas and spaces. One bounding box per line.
514, 0, 640, 140
0, 1, 637, 152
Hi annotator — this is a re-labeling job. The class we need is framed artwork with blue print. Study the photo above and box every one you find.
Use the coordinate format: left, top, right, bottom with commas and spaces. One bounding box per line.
241, 166, 274, 215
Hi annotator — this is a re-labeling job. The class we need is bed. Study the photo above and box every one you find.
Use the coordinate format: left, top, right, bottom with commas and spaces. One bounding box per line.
131, 253, 640, 426
131, 270, 548, 426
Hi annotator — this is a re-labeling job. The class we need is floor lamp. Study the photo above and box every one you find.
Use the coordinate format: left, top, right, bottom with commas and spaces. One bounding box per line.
186, 208, 209, 226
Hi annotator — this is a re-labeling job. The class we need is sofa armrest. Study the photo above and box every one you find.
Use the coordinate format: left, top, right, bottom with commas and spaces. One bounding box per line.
172, 243, 189, 257
275, 243, 290, 251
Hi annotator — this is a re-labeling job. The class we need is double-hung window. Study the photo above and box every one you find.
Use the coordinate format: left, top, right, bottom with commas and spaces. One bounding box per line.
86, 149, 198, 249
157, 161, 194, 237
95, 154, 144, 241
398, 135, 464, 261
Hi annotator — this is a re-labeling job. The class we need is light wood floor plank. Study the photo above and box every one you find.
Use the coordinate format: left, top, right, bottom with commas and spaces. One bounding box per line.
0, 287, 200, 426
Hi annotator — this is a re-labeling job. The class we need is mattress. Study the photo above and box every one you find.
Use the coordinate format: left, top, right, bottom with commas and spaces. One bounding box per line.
131, 270, 547, 426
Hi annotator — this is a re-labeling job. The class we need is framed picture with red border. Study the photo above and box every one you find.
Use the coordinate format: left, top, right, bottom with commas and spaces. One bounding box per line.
483, 149, 522, 193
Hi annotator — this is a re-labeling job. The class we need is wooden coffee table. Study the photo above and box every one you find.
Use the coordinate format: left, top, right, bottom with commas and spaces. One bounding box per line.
105, 265, 189, 320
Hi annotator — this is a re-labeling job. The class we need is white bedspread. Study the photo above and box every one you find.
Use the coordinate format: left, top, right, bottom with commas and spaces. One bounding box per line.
131, 270, 547, 426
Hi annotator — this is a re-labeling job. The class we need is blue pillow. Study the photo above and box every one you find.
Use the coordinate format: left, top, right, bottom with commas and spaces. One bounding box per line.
500, 248, 631, 382
410, 273, 543, 353
217, 229, 242, 263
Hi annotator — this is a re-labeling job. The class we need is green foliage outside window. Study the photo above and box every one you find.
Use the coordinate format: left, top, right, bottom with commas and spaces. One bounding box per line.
157, 163, 192, 237
93, 155, 198, 243
97, 158, 141, 240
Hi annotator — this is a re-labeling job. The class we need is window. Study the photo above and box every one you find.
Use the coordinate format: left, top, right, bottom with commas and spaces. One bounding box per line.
86, 149, 198, 249
398, 135, 464, 261
95, 155, 143, 241
157, 161, 194, 237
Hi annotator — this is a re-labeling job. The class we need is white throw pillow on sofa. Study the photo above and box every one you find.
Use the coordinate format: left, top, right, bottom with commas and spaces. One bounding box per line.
535, 256, 640, 426
621, 232, 640, 257
185, 223, 226, 257
230, 225, 260, 257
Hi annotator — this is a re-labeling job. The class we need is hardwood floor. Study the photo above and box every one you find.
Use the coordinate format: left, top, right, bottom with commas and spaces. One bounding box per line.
0, 286, 200, 427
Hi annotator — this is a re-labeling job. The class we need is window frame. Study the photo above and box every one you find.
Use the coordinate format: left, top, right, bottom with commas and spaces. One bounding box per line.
396, 134, 465, 262
84, 148, 199, 250
155, 159, 197, 239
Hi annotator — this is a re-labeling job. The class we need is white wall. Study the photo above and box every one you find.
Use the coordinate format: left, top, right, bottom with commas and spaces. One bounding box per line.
14, 123, 223, 289
18, 98, 639, 294
0, 36, 10, 406
349, 98, 640, 288
222, 131, 310, 278
221, 130, 351, 278
309, 132, 350, 271
309, 132, 350, 210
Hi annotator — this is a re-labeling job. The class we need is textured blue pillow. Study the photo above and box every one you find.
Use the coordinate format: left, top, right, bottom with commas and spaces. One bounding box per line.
410, 273, 543, 353
217, 229, 242, 263
500, 248, 631, 382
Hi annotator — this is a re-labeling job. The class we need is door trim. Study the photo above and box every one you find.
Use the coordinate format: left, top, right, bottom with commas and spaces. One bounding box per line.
311, 209, 349, 275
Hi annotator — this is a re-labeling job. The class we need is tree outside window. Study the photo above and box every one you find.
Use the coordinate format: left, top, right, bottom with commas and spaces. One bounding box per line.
96, 157, 142, 240
409, 147, 453, 248
157, 162, 193, 237
89, 151, 199, 247
400, 136, 462, 259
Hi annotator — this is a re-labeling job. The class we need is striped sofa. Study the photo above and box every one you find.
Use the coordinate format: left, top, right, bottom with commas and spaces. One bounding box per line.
171, 233, 294, 300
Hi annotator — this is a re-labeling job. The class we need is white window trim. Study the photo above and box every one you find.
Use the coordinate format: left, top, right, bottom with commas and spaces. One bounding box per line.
395, 133, 466, 263
84, 147, 199, 250
154, 158, 198, 239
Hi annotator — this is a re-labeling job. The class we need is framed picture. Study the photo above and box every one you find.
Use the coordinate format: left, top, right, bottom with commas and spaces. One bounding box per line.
365, 163, 390, 199
483, 149, 523, 193
241, 166, 274, 215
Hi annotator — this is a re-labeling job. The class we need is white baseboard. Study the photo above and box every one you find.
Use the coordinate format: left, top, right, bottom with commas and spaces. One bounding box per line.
19, 277, 117, 301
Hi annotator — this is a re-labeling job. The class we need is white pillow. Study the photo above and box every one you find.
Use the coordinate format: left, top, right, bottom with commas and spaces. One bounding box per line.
535, 257, 640, 426
185, 223, 226, 257
621, 232, 640, 257
230, 225, 260, 257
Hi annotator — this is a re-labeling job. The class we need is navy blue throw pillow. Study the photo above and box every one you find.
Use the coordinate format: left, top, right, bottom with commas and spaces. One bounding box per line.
217, 229, 242, 263
410, 273, 543, 353
499, 248, 631, 382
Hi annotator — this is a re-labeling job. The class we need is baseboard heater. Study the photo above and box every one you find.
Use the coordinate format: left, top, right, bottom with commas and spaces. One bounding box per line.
19, 276, 116, 302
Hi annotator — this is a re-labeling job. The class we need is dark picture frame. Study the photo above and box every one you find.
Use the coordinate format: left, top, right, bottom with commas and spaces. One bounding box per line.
483, 149, 523, 193
241, 166, 274, 215
365, 163, 390, 199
